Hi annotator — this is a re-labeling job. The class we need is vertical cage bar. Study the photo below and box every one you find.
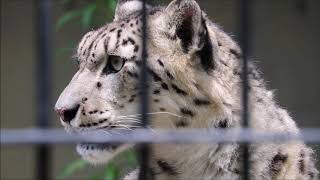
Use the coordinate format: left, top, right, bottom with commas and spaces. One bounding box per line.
237, 0, 252, 179
35, 0, 52, 179
138, 0, 150, 179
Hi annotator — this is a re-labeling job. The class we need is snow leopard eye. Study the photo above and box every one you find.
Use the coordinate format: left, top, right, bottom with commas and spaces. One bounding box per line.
110, 56, 124, 72
104, 55, 125, 74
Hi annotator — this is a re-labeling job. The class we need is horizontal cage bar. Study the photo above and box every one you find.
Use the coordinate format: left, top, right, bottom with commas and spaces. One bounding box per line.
1, 128, 320, 144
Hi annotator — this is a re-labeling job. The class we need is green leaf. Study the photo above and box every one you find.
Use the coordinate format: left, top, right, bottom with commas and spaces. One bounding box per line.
103, 163, 119, 180
56, 9, 83, 30
106, 0, 117, 11
102, 0, 116, 19
89, 171, 105, 180
125, 150, 138, 167
58, 159, 87, 179
81, 4, 97, 29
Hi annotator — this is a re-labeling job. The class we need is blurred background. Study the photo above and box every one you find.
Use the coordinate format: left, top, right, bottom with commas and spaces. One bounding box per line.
1, 0, 319, 179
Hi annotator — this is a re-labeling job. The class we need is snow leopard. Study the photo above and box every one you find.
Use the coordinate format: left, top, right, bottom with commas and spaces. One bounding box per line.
55, 0, 318, 179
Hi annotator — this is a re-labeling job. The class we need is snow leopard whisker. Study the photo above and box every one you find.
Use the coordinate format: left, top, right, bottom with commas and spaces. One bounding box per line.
116, 117, 142, 122
110, 124, 140, 130
115, 119, 142, 125
118, 111, 182, 118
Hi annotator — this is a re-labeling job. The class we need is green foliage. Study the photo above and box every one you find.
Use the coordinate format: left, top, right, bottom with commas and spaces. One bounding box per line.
58, 149, 138, 180
56, 0, 116, 31
125, 149, 138, 167
102, 163, 120, 180
56, 8, 83, 30
82, 4, 97, 29
58, 159, 87, 179
55, 0, 116, 57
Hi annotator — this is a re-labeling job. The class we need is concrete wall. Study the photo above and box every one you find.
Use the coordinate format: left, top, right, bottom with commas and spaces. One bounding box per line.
1, 0, 319, 179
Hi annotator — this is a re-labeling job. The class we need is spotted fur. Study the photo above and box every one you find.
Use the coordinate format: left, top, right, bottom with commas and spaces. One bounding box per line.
55, 0, 318, 179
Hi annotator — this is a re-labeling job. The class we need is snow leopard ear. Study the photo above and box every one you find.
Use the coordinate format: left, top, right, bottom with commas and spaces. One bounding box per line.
114, 0, 150, 21
165, 0, 204, 53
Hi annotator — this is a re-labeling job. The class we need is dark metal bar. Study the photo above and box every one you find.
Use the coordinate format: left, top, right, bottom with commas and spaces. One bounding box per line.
237, 0, 252, 179
35, 0, 53, 179
138, 0, 150, 179
239, 0, 251, 133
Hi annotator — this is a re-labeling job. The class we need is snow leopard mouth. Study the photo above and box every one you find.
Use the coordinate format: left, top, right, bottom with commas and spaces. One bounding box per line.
77, 142, 120, 151
76, 142, 120, 164
76, 142, 132, 164
74, 126, 123, 153
73, 125, 136, 164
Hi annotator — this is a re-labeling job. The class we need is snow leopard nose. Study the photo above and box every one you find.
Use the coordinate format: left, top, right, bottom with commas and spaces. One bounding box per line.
55, 105, 80, 123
